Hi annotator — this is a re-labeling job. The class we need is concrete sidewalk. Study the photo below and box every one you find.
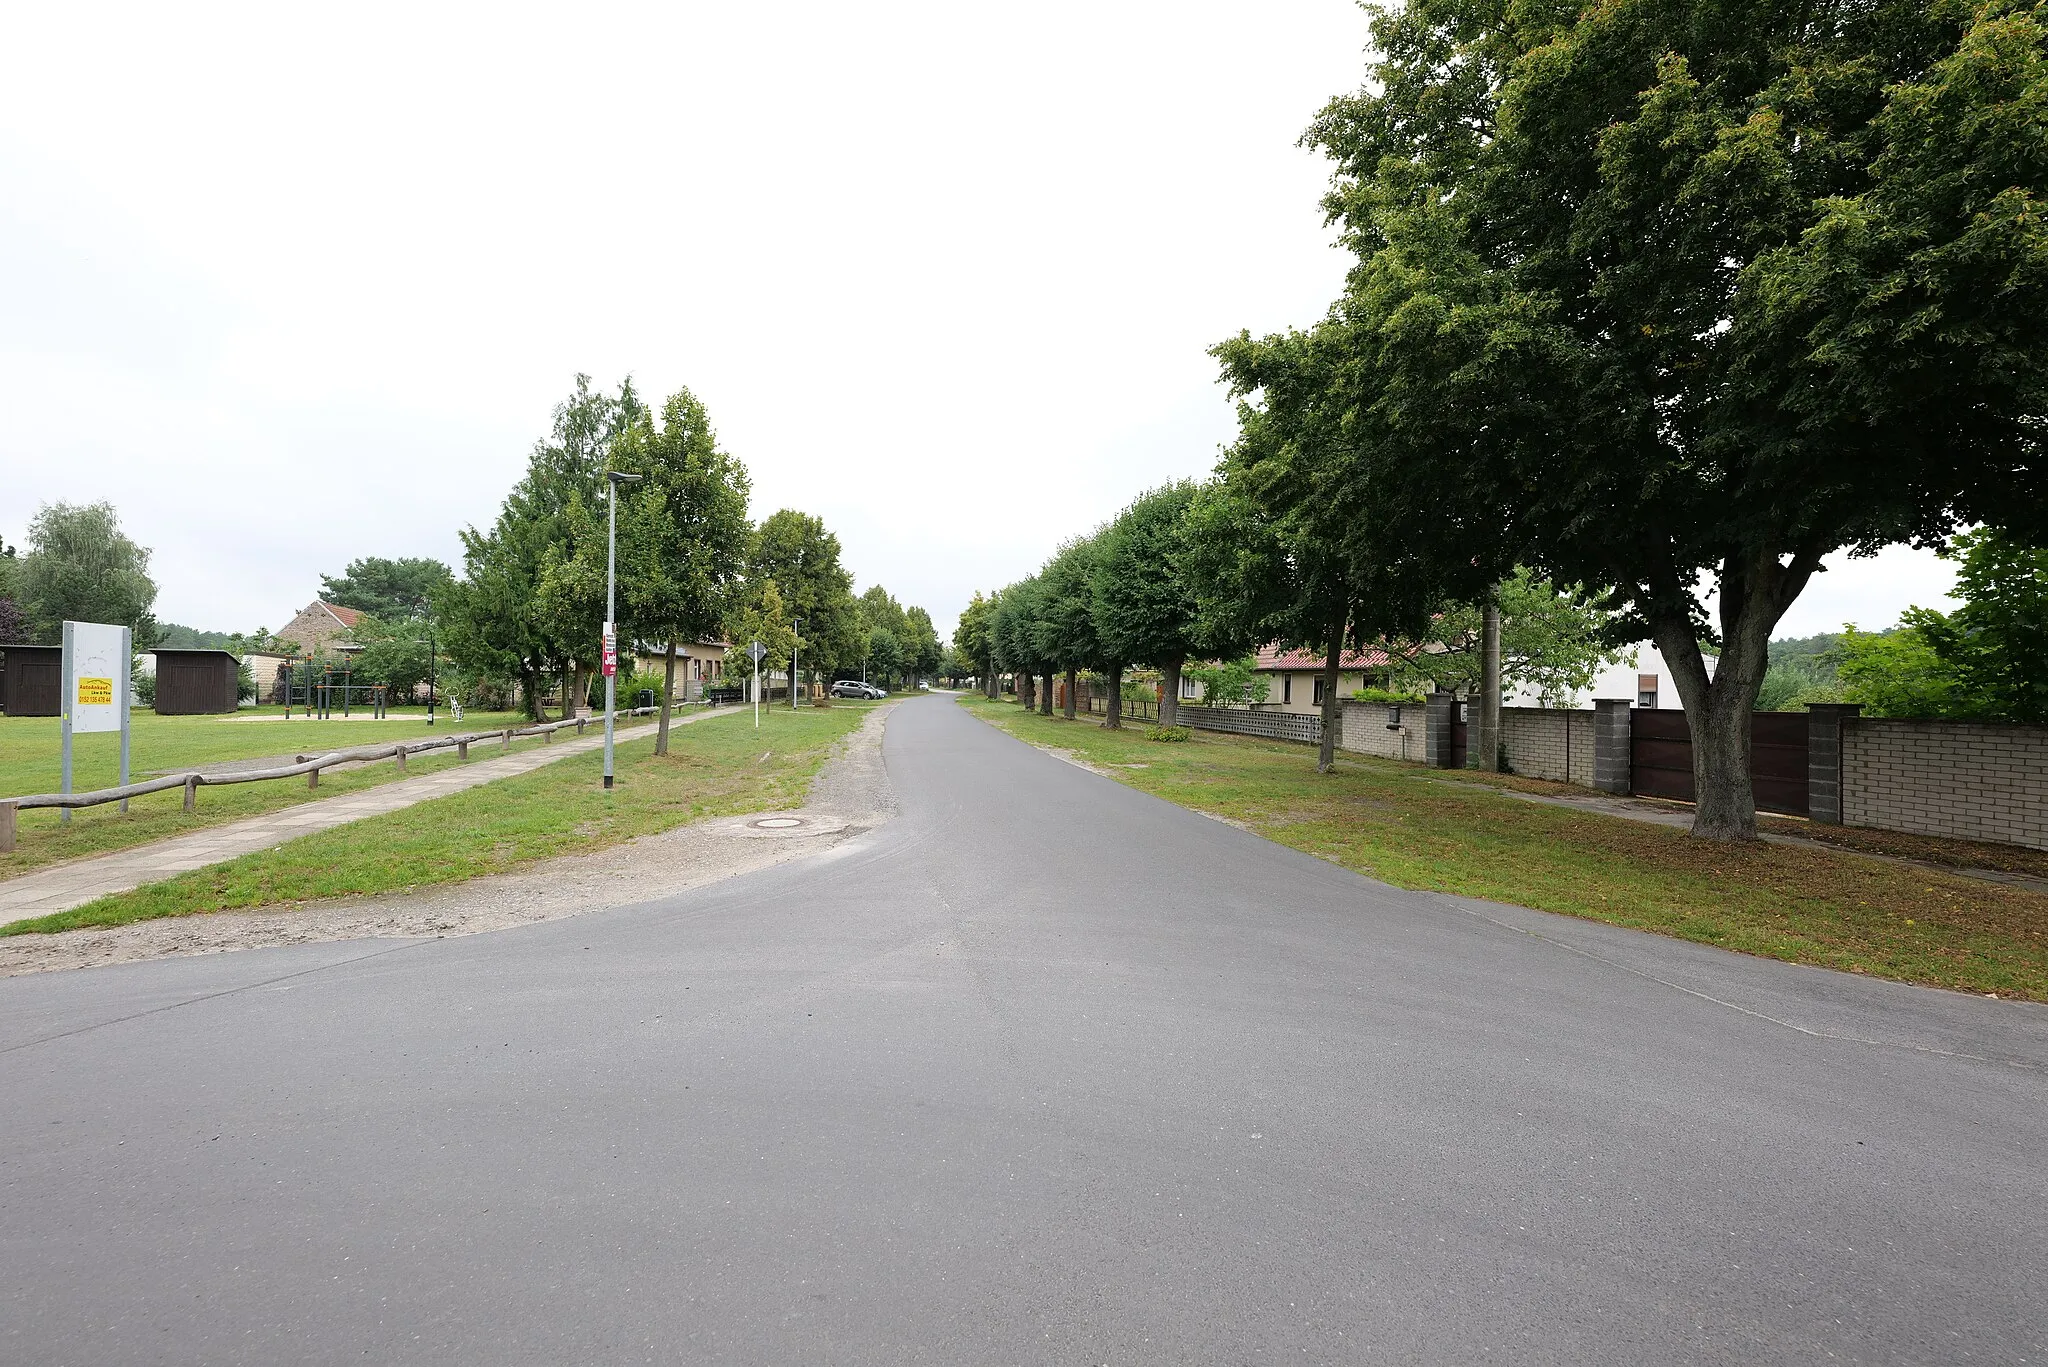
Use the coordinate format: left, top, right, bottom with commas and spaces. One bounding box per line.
0, 710, 730, 924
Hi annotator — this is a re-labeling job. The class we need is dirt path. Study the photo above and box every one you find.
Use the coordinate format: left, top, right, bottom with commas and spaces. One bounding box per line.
0, 705, 896, 977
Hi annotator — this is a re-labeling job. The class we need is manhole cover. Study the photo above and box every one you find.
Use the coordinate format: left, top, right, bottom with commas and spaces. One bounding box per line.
752, 817, 804, 829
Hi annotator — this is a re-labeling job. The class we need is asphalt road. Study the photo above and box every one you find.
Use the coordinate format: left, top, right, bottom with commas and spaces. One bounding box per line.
3, 695, 2045, 1365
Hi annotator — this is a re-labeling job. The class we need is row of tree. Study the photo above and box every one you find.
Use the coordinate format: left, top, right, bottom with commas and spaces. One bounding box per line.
974, 0, 2047, 843
434, 376, 937, 752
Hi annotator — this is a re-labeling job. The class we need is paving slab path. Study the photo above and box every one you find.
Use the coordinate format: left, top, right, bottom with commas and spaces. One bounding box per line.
0, 710, 726, 923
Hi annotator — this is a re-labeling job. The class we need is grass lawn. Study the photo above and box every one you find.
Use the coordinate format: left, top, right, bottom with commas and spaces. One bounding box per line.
961, 695, 2048, 1002
1, 699, 879, 936
3, 705, 588, 876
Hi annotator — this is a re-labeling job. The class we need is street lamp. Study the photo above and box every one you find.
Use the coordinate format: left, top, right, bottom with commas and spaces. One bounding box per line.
413, 596, 437, 726
791, 618, 803, 710
603, 469, 644, 790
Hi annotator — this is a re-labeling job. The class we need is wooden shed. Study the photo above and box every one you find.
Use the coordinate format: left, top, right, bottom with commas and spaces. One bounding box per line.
0, 644, 62, 716
152, 648, 241, 715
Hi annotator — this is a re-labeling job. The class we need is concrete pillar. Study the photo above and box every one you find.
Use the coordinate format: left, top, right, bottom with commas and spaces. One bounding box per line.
1424, 691, 1458, 768
1806, 703, 1863, 825
1592, 698, 1633, 795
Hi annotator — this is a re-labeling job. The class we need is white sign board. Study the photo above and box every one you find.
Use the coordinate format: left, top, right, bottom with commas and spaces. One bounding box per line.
66, 621, 128, 734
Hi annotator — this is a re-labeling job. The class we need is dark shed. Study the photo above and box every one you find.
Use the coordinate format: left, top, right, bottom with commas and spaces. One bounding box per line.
152, 648, 241, 715
0, 644, 62, 717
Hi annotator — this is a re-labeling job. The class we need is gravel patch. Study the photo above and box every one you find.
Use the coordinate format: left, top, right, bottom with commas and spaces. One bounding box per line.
0, 705, 898, 977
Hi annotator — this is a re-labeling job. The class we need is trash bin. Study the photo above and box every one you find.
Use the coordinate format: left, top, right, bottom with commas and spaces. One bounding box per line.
635, 688, 656, 709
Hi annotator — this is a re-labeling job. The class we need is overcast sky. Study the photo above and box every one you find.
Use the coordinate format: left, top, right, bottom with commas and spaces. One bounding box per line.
0, 2, 1955, 644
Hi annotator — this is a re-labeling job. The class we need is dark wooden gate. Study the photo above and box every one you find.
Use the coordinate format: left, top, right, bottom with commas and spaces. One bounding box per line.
1630, 710, 1810, 816
1450, 701, 1468, 769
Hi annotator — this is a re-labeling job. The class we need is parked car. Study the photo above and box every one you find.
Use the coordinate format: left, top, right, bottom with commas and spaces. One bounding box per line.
830, 680, 887, 699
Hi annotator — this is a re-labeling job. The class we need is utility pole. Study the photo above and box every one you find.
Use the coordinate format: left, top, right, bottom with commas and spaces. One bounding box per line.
1478, 599, 1503, 772
602, 469, 643, 790
791, 618, 803, 710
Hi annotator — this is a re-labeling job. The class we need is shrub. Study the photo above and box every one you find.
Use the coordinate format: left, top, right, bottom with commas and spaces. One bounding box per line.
1146, 725, 1191, 743
1351, 687, 1424, 705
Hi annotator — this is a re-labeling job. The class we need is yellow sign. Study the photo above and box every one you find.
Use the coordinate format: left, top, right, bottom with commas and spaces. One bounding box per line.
77, 676, 114, 706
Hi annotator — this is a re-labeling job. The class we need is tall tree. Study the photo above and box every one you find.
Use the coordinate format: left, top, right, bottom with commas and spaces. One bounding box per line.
751, 510, 862, 694
1036, 536, 1104, 719
1309, 0, 2048, 835
1089, 482, 1226, 727
903, 606, 943, 686
318, 557, 454, 620
17, 501, 159, 645
954, 591, 998, 698
610, 388, 753, 754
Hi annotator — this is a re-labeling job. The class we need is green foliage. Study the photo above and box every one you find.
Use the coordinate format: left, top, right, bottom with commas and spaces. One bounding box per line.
1186, 655, 1270, 708
1351, 687, 1424, 706
1091, 482, 1220, 679
1838, 620, 1980, 719
16, 501, 159, 645
347, 613, 436, 698
954, 590, 997, 676
1390, 569, 1623, 707
131, 665, 156, 706
751, 511, 862, 684
723, 580, 796, 684
1837, 529, 2048, 722
235, 658, 256, 704
1145, 725, 1192, 743
318, 557, 453, 621
1292, 0, 2048, 832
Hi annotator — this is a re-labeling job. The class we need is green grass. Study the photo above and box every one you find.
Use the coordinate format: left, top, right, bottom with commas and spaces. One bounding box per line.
0, 706, 560, 876
2, 700, 880, 935
961, 695, 2048, 1001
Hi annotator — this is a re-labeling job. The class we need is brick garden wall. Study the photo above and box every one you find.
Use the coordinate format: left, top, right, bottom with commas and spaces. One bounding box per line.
1841, 719, 2048, 851
1500, 707, 1598, 786
1179, 705, 1327, 746
1337, 702, 1426, 763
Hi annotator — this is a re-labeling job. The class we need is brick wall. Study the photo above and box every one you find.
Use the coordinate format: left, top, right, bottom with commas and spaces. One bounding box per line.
1500, 707, 1597, 786
1180, 705, 1327, 746
1337, 701, 1425, 762
1841, 719, 2048, 851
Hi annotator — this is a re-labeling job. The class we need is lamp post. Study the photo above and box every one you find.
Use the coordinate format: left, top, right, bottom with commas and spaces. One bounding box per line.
603, 469, 643, 790
413, 597, 437, 726
791, 618, 803, 710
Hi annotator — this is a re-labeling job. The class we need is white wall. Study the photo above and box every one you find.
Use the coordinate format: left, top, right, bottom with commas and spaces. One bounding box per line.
1505, 645, 1716, 710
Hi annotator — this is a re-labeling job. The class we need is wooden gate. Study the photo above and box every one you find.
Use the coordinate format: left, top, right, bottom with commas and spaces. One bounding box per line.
1630, 710, 1810, 817
1450, 701, 1469, 770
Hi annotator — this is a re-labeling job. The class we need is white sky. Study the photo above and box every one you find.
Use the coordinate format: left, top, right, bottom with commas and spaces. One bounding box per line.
0, 2, 1955, 643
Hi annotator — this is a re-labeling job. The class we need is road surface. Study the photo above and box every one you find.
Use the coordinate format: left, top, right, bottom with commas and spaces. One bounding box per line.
3, 696, 2044, 1364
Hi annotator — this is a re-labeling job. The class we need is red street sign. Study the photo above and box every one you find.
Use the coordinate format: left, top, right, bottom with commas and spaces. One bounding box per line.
602, 630, 618, 678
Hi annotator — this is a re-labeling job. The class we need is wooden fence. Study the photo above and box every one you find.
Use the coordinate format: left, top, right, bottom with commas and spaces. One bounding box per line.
0, 706, 666, 853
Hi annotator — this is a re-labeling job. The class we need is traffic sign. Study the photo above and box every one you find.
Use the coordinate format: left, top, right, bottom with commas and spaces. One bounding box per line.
747, 639, 767, 663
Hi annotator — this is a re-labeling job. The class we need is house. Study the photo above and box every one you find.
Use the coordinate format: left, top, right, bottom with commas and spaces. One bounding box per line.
1505, 645, 1716, 710
275, 600, 364, 656
1255, 644, 1393, 715
629, 638, 733, 701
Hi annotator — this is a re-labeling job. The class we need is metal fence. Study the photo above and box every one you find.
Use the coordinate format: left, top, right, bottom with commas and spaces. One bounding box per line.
0, 706, 667, 853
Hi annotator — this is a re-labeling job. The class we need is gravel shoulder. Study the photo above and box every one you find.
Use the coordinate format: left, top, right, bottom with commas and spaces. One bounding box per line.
0, 705, 897, 977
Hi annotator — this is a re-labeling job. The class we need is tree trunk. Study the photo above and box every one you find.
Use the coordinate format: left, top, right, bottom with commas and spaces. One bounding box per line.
985, 667, 999, 700
522, 666, 546, 722
1104, 665, 1124, 729
1018, 671, 1035, 711
1317, 609, 1347, 773
1649, 546, 1819, 841
1160, 657, 1184, 728
1064, 667, 1078, 720
656, 642, 678, 756
1040, 670, 1054, 716
1477, 600, 1502, 772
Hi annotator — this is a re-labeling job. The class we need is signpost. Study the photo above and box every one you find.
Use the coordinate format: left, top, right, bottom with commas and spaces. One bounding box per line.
748, 639, 767, 729
60, 620, 133, 822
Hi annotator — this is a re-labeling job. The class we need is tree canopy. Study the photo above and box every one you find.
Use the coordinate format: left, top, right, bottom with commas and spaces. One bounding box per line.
318, 557, 453, 621
16, 501, 159, 645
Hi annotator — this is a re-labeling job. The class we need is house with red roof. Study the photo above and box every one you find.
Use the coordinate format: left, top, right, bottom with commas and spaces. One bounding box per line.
275, 600, 364, 656
1252, 643, 1393, 715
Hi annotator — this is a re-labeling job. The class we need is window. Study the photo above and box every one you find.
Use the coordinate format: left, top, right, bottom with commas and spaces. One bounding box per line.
1313, 677, 1326, 706
1637, 672, 1658, 709
1282, 674, 1292, 704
